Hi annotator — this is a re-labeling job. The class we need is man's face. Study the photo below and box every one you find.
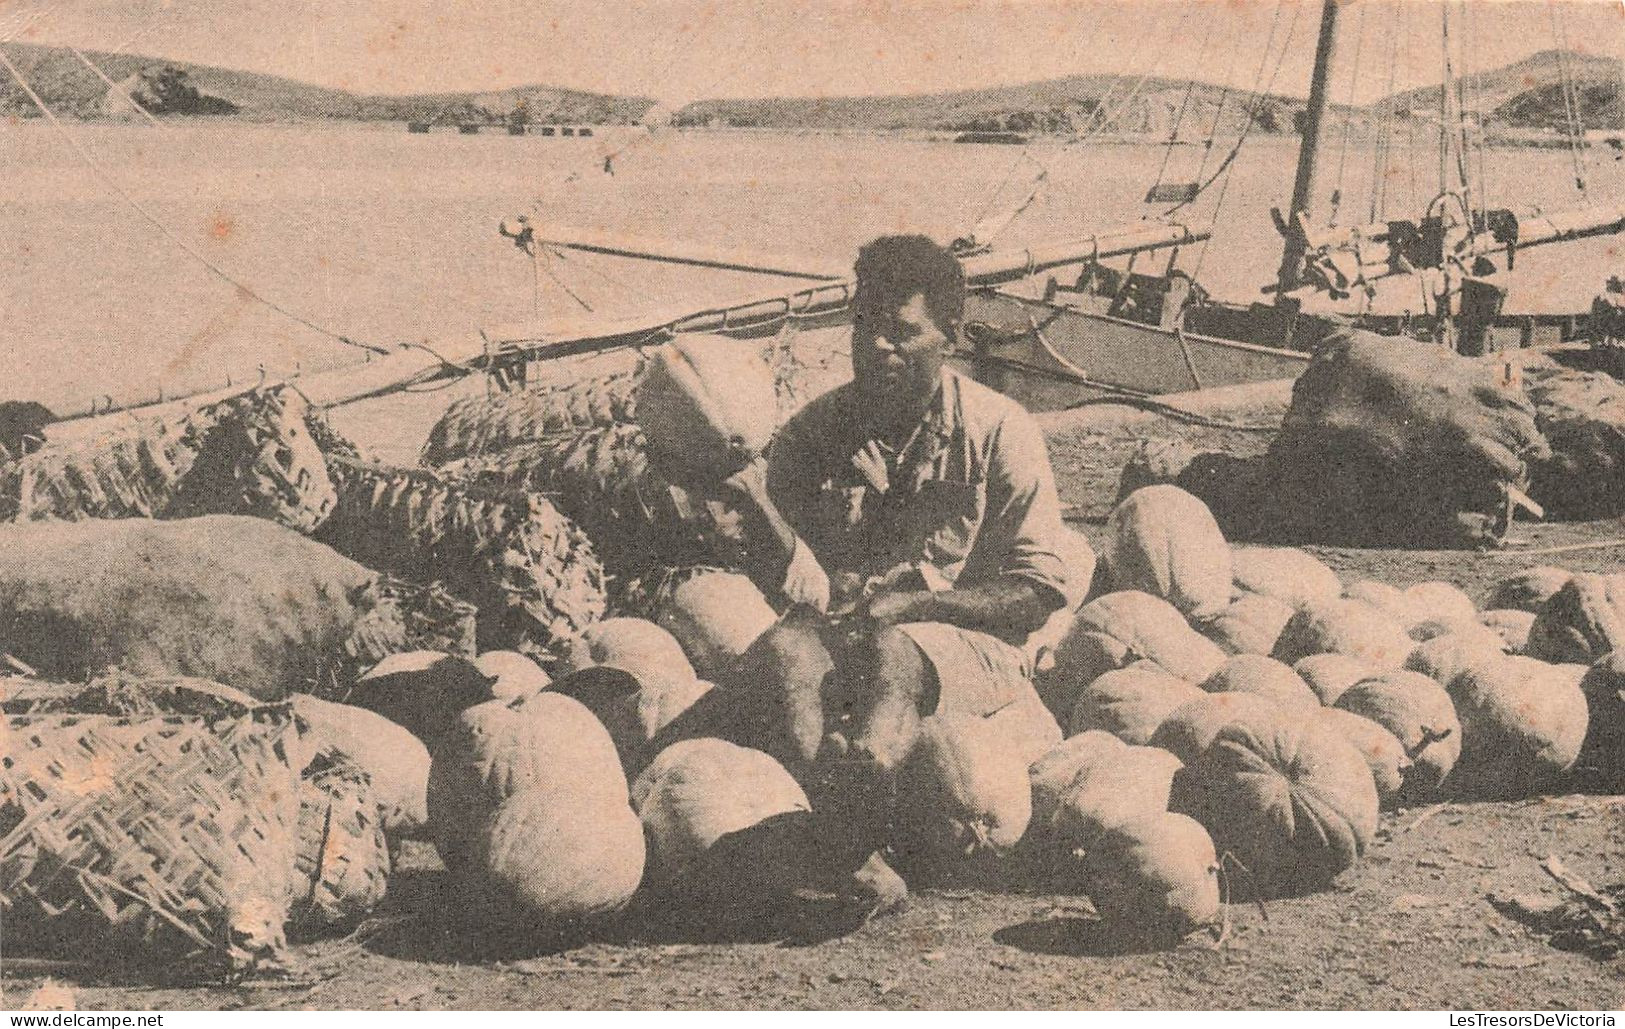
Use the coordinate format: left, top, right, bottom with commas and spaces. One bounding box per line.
851, 291, 951, 412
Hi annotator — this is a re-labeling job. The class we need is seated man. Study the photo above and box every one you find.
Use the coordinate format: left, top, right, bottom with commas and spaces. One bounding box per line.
722, 234, 1094, 902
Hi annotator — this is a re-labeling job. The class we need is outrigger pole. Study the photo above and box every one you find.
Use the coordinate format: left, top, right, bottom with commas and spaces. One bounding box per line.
58, 220, 1207, 421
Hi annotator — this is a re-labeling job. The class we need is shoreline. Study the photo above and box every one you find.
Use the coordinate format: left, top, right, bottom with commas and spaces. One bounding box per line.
4, 115, 1615, 151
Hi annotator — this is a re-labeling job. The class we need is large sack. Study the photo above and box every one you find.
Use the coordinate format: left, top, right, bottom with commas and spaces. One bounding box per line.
477, 789, 645, 923
1403, 582, 1480, 634
1042, 591, 1225, 713
1029, 731, 1127, 829
1271, 597, 1414, 670
559, 617, 700, 699
1294, 653, 1379, 707
1199, 593, 1297, 657
1333, 670, 1461, 800
1048, 744, 1183, 850
427, 692, 628, 873
1199, 655, 1319, 708
0, 516, 377, 700
554, 618, 708, 762
1170, 716, 1379, 896
1484, 566, 1574, 614
1230, 547, 1342, 610
649, 569, 778, 681
1521, 364, 1625, 518
1148, 692, 1277, 764
1081, 812, 1220, 944
344, 653, 496, 753
1318, 707, 1410, 809
630, 738, 810, 898
636, 335, 779, 485
474, 650, 552, 700
1068, 661, 1205, 745
291, 694, 431, 838
1448, 656, 1590, 799
1578, 653, 1625, 791
1479, 609, 1537, 655
1104, 486, 1232, 619
895, 713, 1033, 871
1405, 633, 1504, 692
1342, 580, 1421, 629
1526, 573, 1625, 666
1265, 328, 1548, 546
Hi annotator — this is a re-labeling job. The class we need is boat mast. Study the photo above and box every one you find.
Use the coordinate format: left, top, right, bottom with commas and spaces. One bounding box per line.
1274, 0, 1348, 298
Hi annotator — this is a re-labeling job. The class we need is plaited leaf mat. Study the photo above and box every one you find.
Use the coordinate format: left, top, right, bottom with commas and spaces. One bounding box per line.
318, 458, 606, 657
1, 676, 299, 978
0, 516, 378, 700
338, 576, 479, 670
0, 386, 336, 532
289, 750, 391, 939
421, 369, 640, 467
441, 423, 752, 589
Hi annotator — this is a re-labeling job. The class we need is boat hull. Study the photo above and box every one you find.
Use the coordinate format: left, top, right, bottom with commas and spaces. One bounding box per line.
956, 291, 1310, 413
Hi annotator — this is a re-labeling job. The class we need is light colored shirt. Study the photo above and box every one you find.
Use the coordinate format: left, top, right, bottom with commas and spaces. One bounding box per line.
766, 367, 1090, 627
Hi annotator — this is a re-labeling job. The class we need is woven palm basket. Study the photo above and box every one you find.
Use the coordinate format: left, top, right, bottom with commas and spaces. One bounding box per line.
289, 751, 390, 938
0, 677, 300, 975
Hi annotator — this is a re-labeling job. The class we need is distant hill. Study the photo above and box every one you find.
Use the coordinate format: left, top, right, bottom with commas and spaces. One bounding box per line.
671, 75, 1316, 137
0, 41, 657, 124
2, 39, 1617, 137
1376, 49, 1621, 130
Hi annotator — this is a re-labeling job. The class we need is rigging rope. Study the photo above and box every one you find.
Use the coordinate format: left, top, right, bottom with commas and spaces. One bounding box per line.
1149, 16, 1217, 194
1368, 12, 1402, 225
1186, 17, 1244, 195
1329, 0, 1369, 225
1189, 1, 1302, 282
1548, 2, 1590, 196
67, 45, 164, 129
0, 45, 391, 357
971, 1, 1199, 246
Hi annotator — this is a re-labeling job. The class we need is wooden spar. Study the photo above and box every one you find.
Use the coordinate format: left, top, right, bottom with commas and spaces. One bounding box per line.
55, 220, 1206, 419
958, 222, 1210, 285
527, 220, 1207, 286
1274, 0, 1347, 298
528, 224, 847, 281
483, 220, 1211, 348
1287, 200, 1625, 296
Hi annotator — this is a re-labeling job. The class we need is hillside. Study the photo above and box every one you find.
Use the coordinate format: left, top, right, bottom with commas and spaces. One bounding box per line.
2, 39, 1617, 136
1377, 49, 1621, 130
0, 41, 656, 124
671, 75, 1314, 137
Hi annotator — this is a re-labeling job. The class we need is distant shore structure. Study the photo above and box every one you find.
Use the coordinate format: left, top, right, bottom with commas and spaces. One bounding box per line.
953, 130, 1027, 145
404, 120, 597, 137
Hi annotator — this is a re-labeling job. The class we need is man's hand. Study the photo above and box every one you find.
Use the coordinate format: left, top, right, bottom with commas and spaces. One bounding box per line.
860, 589, 936, 625
721, 456, 773, 508
851, 440, 891, 494
783, 539, 832, 613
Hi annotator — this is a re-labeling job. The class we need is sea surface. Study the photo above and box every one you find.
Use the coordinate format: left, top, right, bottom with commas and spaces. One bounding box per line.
4, 119, 1623, 412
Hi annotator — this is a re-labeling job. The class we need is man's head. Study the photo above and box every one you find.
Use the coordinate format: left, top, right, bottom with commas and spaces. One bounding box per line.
850, 235, 965, 413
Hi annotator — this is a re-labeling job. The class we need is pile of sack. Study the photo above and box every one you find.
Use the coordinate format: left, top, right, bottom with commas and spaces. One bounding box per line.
1020, 484, 1622, 940
1130, 327, 1625, 546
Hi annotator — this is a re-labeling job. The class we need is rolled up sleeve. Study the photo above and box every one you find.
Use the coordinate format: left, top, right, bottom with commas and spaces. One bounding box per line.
966, 408, 1092, 611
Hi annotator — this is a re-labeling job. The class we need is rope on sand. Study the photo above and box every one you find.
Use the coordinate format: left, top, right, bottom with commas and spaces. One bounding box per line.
1484, 536, 1625, 558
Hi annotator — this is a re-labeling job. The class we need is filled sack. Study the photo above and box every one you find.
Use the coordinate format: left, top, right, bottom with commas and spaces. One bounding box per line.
0, 516, 378, 700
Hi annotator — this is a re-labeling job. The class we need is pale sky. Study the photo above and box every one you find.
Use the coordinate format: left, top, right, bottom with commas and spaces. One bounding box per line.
4, 1, 1623, 105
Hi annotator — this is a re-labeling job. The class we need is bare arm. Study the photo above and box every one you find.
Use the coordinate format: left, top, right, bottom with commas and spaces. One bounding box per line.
862, 577, 1061, 638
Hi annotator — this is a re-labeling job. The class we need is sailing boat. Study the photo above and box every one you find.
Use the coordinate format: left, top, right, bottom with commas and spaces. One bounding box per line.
447, 0, 1624, 418
23, 0, 1624, 432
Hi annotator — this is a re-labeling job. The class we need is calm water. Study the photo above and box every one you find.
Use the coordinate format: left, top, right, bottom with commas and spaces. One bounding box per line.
4, 120, 1622, 411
